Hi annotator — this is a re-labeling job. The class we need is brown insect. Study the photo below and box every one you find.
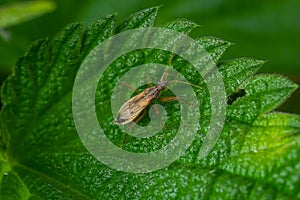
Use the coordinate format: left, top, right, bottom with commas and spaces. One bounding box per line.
114, 71, 201, 126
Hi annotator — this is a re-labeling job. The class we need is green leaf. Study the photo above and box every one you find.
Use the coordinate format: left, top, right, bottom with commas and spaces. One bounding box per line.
0, 1, 56, 28
80, 14, 116, 58
116, 6, 159, 32
219, 58, 265, 95
162, 18, 198, 34
1, 7, 300, 199
227, 75, 298, 123
219, 113, 300, 197
196, 36, 231, 62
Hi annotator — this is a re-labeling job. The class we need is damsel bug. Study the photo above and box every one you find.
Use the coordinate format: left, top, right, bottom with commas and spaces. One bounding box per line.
114, 71, 201, 126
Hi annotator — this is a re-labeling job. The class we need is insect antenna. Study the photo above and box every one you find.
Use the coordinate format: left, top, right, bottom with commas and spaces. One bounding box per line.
170, 79, 203, 90
161, 69, 203, 90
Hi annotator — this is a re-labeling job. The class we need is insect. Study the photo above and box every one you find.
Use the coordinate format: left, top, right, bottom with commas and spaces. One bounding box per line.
114, 71, 201, 126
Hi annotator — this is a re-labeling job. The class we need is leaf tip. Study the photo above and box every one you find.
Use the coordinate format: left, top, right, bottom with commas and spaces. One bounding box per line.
254, 59, 267, 68
108, 12, 118, 18
222, 39, 233, 48
163, 18, 199, 34
116, 6, 159, 32
291, 80, 299, 91
154, 4, 164, 10
146, 6, 161, 13
260, 59, 268, 65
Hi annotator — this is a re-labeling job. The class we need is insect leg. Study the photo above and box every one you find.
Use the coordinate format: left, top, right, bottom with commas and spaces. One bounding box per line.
146, 75, 152, 87
158, 96, 195, 108
120, 134, 128, 148
168, 52, 175, 66
120, 81, 139, 94
120, 108, 149, 147
160, 71, 168, 82
158, 96, 180, 102
152, 104, 166, 130
127, 107, 149, 130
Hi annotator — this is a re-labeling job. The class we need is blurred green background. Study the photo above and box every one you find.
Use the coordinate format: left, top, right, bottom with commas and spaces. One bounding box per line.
0, 0, 299, 113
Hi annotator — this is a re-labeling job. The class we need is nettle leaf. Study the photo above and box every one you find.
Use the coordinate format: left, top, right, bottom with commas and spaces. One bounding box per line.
116, 6, 159, 32
227, 75, 298, 123
1, 7, 300, 199
196, 36, 231, 63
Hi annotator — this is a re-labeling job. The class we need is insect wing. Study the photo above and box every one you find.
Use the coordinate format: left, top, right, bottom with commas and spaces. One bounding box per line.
115, 91, 151, 124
